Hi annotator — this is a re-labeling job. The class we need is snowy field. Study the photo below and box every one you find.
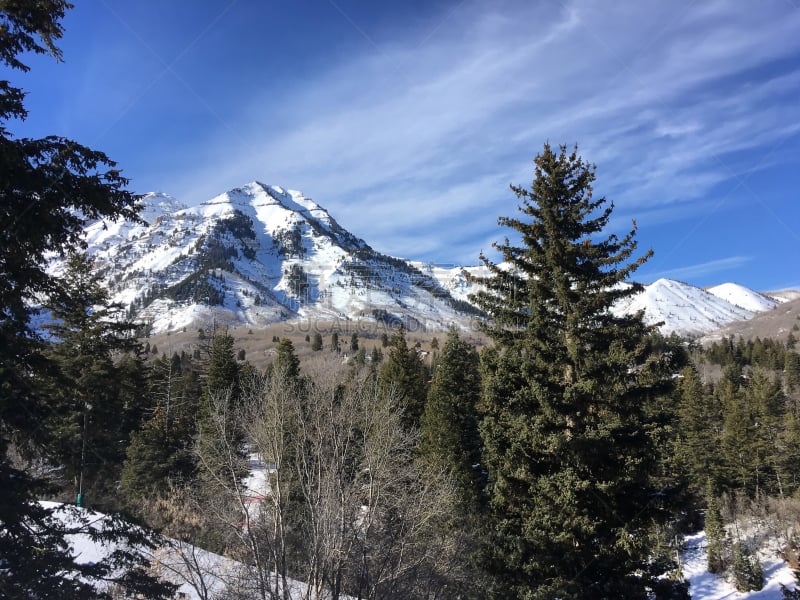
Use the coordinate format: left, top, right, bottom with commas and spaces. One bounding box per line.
682, 531, 798, 599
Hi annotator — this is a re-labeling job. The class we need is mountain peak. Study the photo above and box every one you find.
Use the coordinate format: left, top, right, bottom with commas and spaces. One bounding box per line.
66, 183, 787, 339
706, 282, 778, 313
138, 192, 186, 224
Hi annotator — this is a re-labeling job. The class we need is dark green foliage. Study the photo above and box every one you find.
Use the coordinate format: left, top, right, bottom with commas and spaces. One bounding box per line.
713, 368, 785, 497
274, 223, 304, 257
420, 327, 483, 505
705, 480, 726, 574
786, 351, 800, 393
163, 269, 224, 306
205, 331, 240, 399
676, 366, 723, 495
120, 353, 199, 503
471, 144, 677, 598
732, 541, 763, 592
379, 327, 428, 429
311, 332, 323, 351
370, 346, 383, 364
286, 263, 309, 299
42, 252, 143, 506
779, 406, 800, 494
197, 331, 243, 486
0, 2, 171, 595
678, 338, 800, 500
273, 338, 301, 381
706, 335, 789, 371
330, 331, 339, 352
355, 346, 367, 365
350, 332, 359, 352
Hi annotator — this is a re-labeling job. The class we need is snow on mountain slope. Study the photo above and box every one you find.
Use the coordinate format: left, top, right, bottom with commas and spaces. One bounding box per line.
65, 182, 788, 339
707, 283, 778, 313
410, 262, 490, 304
71, 182, 478, 334
421, 263, 768, 338
612, 278, 754, 337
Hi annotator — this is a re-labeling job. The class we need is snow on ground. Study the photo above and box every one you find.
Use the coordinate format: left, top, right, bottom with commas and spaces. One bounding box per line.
42, 499, 315, 600
682, 531, 797, 599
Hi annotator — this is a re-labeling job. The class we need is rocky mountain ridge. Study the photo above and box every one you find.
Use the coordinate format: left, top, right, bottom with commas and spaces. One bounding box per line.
65, 182, 790, 338
78, 182, 477, 334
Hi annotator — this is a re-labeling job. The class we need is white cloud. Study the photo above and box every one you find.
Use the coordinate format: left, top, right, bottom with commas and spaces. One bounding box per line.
156, 0, 800, 263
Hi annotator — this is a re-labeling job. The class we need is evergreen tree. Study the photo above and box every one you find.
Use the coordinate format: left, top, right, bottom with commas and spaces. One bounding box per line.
204, 331, 241, 400
350, 332, 359, 352
330, 331, 340, 353
311, 332, 323, 351
379, 326, 428, 429
197, 331, 243, 485
717, 368, 759, 495
420, 327, 483, 505
705, 479, 726, 574
675, 366, 723, 494
471, 144, 678, 598
0, 2, 172, 595
746, 371, 784, 497
273, 338, 301, 381
121, 353, 198, 504
786, 351, 800, 396
779, 407, 800, 495
42, 252, 141, 506
355, 346, 367, 365
732, 541, 764, 592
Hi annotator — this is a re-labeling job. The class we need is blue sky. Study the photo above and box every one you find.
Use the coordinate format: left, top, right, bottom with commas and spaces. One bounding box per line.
10, 0, 800, 290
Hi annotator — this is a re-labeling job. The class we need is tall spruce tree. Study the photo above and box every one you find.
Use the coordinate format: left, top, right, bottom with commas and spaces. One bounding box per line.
121, 353, 198, 504
197, 331, 244, 486
420, 326, 484, 506
704, 479, 726, 574
675, 365, 723, 495
379, 326, 428, 429
43, 252, 141, 506
471, 143, 680, 599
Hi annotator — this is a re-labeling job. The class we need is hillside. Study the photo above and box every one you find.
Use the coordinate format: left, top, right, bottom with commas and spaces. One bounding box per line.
59, 182, 794, 340
77, 182, 478, 334
700, 295, 800, 344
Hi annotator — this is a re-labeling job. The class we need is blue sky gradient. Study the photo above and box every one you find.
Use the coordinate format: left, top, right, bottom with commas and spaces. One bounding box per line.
9, 0, 800, 290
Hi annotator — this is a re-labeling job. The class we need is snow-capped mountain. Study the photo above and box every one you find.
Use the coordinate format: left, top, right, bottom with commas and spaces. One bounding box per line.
67, 181, 786, 338
79, 182, 478, 333
706, 283, 779, 313
610, 278, 758, 338
421, 265, 781, 338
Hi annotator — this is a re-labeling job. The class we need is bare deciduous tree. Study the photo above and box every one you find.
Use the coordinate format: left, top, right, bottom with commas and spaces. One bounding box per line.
194, 362, 470, 599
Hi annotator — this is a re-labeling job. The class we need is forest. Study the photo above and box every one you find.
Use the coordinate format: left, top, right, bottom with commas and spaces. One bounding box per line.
2, 2, 800, 599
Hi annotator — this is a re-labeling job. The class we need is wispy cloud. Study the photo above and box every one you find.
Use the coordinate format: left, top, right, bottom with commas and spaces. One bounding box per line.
136, 0, 800, 267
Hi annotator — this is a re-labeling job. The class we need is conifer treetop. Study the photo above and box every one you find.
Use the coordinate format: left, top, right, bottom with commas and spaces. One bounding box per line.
469, 142, 653, 348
